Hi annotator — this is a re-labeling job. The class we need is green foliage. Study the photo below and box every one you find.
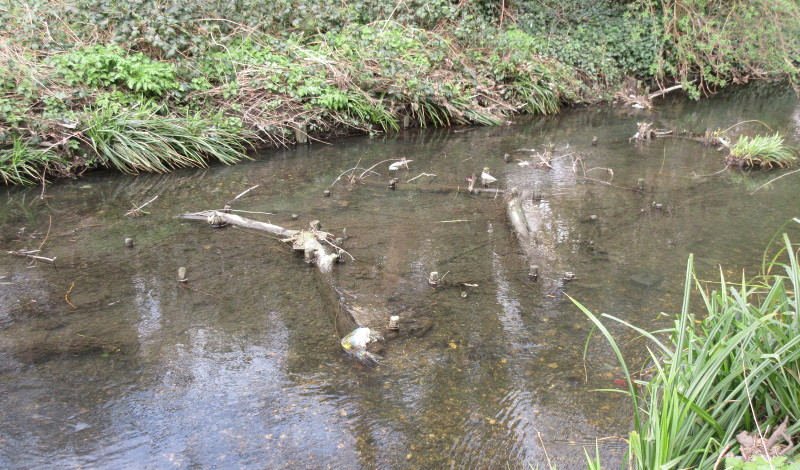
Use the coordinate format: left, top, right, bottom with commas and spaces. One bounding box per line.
51, 44, 177, 95
726, 456, 800, 470
575, 234, 800, 469
82, 103, 248, 174
727, 133, 797, 169
0, 0, 797, 184
0, 136, 63, 185
515, 1, 660, 84
651, 0, 800, 95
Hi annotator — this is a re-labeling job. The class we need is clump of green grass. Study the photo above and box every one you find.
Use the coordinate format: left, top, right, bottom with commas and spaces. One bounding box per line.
574, 234, 800, 469
0, 136, 63, 185
83, 105, 249, 174
727, 133, 797, 169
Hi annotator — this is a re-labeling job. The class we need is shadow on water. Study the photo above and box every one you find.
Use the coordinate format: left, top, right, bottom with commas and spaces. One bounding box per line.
1, 84, 799, 469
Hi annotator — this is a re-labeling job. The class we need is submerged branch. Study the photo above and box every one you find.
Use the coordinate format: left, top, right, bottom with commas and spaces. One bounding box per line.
7, 249, 56, 263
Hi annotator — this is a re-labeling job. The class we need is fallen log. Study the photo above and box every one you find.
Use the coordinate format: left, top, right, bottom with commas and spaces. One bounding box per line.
181, 210, 341, 273
349, 178, 505, 195
181, 209, 393, 365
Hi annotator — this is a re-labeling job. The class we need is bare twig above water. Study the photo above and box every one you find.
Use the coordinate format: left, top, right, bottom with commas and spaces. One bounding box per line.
229, 209, 275, 215
406, 172, 437, 183
229, 185, 259, 203
125, 195, 159, 217
648, 84, 683, 100
358, 159, 399, 180
750, 168, 800, 194
36, 215, 52, 252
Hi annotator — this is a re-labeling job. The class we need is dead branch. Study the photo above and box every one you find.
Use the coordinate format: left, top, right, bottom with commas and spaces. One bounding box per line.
406, 172, 437, 183
648, 84, 684, 100
357, 159, 399, 180
227, 185, 259, 205
180, 211, 344, 273
7, 250, 56, 263
125, 195, 159, 217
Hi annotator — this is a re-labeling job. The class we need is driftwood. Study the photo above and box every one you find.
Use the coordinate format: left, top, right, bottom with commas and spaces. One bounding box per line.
506, 188, 530, 241
350, 178, 504, 195
181, 211, 341, 273
180, 209, 394, 365
630, 122, 673, 142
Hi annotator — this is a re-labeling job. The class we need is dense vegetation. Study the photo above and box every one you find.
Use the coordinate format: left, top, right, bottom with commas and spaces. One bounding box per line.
0, 0, 798, 183
577, 232, 800, 468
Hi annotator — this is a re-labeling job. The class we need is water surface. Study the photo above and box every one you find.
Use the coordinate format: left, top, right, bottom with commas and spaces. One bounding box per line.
1, 84, 799, 469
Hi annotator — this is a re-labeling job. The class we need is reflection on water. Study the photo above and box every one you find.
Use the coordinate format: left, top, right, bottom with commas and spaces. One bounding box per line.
1, 84, 799, 469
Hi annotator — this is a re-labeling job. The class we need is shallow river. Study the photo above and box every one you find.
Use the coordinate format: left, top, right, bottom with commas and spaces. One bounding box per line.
1, 84, 799, 469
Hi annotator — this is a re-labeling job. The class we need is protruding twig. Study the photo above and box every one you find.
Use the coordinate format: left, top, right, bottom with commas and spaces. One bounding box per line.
229, 209, 275, 215
65, 282, 77, 308
358, 159, 399, 180
125, 195, 159, 217
648, 84, 683, 100
406, 172, 437, 183
228, 185, 259, 204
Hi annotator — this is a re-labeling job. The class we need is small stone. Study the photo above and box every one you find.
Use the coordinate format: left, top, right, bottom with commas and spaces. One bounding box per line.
653, 203, 663, 210
637, 178, 646, 190
591, 136, 598, 146
563, 272, 576, 281
124, 238, 134, 248
503, 153, 511, 163
529, 265, 539, 281
388, 315, 400, 330
177, 267, 188, 283
291, 213, 299, 220
589, 214, 598, 221
323, 190, 331, 197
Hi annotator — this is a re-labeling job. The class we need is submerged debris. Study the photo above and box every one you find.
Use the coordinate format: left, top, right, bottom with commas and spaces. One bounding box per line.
341, 327, 384, 366
630, 122, 672, 142
480, 167, 497, 188
388, 158, 412, 171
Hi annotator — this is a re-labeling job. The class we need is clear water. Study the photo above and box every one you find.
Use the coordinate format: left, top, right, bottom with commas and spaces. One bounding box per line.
1, 84, 799, 469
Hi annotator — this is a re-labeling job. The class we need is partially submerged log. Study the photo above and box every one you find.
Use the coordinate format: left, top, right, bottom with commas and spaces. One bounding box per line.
506, 188, 530, 241
181, 210, 341, 273
180, 209, 393, 365
630, 122, 673, 142
351, 178, 504, 196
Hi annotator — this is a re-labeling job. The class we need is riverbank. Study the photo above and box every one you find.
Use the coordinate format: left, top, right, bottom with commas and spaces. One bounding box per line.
1, 0, 798, 184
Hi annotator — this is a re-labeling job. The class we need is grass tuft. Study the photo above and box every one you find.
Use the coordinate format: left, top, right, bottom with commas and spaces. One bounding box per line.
574, 234, 800, 469
727, 133, 797, 169
83, 105, 249, 174
0, 136, 63, 185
